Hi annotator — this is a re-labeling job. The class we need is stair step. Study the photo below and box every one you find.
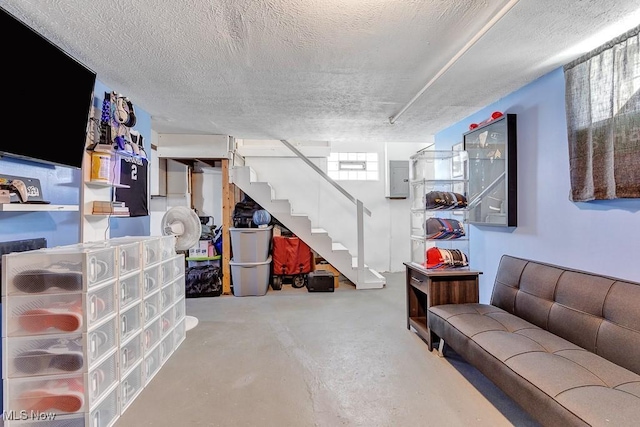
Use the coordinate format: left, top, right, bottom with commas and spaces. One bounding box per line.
332, 243, 348, 252
311, 228, 327, 235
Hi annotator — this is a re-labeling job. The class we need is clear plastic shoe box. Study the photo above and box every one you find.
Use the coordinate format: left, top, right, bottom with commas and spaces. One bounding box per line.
143, 343, 162, 386
120, 360, 143, 414
119, 270, 142, 311
160, 306, 175, 338
142, 290, 161, 324
142, 316, 162, 354
119, 302, 142, 345
142, 264, 161, 297
3, 315, 118, 379
160, 285, 173, 313
120, 331, 143, 377
174, 317, 186, 349
2, 246, 117, 297
173, 297, 185, 324
160, 332, 174, 364
2, 237, 185, 425
173, 275, 186, 301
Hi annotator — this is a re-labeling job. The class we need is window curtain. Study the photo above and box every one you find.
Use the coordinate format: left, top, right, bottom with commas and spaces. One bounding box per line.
564, 24, 640, 201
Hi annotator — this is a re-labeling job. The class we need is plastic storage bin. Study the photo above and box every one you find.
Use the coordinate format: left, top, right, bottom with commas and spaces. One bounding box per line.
229, 226, 272, 262
2, 246, 117, 296
229, 256, 272, 296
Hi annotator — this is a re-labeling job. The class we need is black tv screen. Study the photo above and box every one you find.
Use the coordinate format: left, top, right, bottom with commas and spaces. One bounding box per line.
0, 7, 96, 169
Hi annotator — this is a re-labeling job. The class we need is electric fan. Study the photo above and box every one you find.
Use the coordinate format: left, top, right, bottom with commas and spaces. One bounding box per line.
161, 206, 201, 251
160, 206, 202, 332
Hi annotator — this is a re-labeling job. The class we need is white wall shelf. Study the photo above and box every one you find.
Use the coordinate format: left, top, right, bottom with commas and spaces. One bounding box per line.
85, 180, 130, 189
0, 204, 79, 212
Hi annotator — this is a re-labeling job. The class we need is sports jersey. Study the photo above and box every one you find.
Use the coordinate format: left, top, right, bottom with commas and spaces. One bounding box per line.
115, 155, 148, 217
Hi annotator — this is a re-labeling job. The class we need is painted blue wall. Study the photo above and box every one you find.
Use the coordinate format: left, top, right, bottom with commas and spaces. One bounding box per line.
436, 67, 640, 303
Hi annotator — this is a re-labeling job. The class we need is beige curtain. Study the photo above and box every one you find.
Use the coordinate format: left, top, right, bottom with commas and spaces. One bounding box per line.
564, 25, 640, 201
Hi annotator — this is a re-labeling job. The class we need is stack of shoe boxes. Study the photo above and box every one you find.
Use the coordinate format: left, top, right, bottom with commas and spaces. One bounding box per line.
1, 236, 186, 426
2, 245, 121, 426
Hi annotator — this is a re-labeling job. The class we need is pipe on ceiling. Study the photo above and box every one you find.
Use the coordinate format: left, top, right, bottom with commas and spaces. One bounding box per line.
389, 0, 521, 125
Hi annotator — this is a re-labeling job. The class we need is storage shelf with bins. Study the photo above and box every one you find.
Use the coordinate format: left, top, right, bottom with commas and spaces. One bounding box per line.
1, 235, 185, 426
409, 149, 470, 269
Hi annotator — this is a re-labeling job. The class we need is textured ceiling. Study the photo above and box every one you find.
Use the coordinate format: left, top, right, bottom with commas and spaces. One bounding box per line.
3, 0, 640, 143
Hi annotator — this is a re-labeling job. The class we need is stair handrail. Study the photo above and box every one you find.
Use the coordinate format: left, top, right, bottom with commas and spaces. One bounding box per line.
280, 139, 372, 216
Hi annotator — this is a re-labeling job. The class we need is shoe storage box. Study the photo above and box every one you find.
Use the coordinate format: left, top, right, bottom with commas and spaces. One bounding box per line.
307, 270, 335, 292
1, 236, 186, 426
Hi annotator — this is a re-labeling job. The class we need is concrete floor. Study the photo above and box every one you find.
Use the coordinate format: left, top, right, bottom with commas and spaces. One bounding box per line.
116, 272, 540, 427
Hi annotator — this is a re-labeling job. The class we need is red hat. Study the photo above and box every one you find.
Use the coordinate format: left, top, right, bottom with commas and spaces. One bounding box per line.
425, 247, 445, 269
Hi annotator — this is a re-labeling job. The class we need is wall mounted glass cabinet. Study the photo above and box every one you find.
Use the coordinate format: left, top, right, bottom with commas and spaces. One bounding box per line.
463, 113, 517, 227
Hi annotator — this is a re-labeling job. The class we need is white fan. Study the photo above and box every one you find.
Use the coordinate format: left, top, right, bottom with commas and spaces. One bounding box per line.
161, 206, 201, 251
160, 206, 201, 332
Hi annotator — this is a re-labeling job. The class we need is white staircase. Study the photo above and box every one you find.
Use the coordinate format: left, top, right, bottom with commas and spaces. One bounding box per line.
232, 166, 385, 289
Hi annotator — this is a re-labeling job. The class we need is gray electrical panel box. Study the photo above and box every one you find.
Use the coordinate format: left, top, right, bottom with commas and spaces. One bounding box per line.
389, 160, 409, 198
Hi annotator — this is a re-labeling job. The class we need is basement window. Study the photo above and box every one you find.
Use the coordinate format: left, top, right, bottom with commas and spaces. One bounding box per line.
327, 152, 378, 181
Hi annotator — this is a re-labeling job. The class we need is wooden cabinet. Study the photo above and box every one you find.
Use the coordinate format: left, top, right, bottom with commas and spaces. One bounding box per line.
405, 262, 480, 350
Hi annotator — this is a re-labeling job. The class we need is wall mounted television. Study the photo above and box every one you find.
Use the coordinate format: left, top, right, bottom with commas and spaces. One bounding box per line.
0, 7, 96, 169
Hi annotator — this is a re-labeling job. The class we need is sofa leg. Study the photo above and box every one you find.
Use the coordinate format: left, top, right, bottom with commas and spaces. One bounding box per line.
437, 339, 445, 357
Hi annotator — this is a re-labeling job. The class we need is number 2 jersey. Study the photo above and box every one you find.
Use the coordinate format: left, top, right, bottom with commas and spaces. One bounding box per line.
115, 155, 148, 217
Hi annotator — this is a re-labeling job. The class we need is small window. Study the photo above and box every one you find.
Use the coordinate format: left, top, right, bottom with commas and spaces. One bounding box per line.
328, 152, 378, 181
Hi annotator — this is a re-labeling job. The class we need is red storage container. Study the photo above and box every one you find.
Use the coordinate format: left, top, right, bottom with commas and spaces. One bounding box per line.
271, 236, 313, 289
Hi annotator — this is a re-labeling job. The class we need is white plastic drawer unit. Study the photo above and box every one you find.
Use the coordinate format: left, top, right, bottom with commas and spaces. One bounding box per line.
117, 241, 142, 275
143, 342, 162, 386
2, 282, 117, 338
2, 246, 117, 296
3, 292, 86, 338
173, 297, 185, 323
173, 275, 186, 301
5, 372, 88, 416
159, 235, 177, 261
142, 315, 162, 354
86, 280, 118, 329
160, 285, 173, 313
142, 290, 161, 324
3, 333, 89, 378
160, 332, 174, 364
107, 236, 161, 267
119, 301, 142, 344
2, 324, 116, 379
86, 314, 118, 367
171, 253, 185, 277
119, 270, 142, 311
120, 361, 143, 414
174, 317, 186, 349
86, 349, 118, 406
160, 306, 175, 338
142, 264, 161, 297
120, 331, 143, 376
142, 237, 162, 267
159, 258, 174, 286
88, 383, 120, 427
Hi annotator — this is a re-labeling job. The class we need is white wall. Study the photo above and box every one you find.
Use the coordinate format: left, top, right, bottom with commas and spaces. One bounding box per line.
435, 67, 640, 303
242, 139, 430, 272
192, 168, 223, 227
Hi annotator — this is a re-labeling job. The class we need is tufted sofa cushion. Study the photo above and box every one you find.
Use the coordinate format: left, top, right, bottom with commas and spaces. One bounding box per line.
429, 303, 640, 426
428, 255, 640, 427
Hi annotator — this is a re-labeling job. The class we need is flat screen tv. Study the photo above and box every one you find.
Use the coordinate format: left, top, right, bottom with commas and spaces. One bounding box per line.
0, 7, 96, 169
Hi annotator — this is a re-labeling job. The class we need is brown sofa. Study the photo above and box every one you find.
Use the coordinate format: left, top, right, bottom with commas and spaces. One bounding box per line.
428, 255, 640, 427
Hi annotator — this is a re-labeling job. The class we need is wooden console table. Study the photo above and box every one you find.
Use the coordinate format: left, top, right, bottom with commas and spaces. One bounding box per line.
404, 262, 481, 350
